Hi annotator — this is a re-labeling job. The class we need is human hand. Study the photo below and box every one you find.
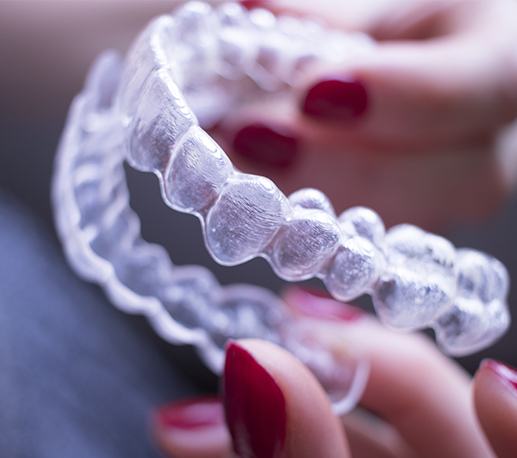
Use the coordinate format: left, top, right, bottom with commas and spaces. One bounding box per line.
152, 288, 517, 458
214, 0, 517, 229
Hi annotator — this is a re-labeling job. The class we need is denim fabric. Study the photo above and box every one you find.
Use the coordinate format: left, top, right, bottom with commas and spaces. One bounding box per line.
0, 195, 213, 458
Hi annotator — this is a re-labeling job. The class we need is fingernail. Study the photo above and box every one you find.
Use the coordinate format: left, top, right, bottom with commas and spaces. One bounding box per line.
224, 341, 287, 458
240, 0, 267, 9
302, 77, 369, 121
482, 359, 517, 393
231, 122, 300, 168
284, 286, 365, 322
154, 397, 223, 431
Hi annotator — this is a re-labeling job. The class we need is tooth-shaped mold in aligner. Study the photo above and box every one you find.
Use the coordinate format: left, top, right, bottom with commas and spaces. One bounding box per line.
164, 126, 233, 213
127, 68, 197, 173
269, 207, 341, 281
204, 173, 290, 265
53, 2, 511, 419
433, 249, 510, 356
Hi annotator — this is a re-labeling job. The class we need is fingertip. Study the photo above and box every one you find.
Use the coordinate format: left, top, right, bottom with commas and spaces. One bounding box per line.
474, 359, 517, 407
301, 76, 370, 122
223, 340, 287, 458
224, 339, 350, 458
474, 359, 517, 458
474, 359, 517, 405
283, 286, 367, 323
240, 0, 269, 10
152, 397, 230, 458
230, 122, 301, 169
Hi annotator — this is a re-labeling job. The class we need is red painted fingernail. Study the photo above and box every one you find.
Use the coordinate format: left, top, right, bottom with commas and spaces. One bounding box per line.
154, 397, 223, 431
284, 286, 365, 322
224, 341, 287, 458
482, 359, 517, 392
231, 122, 300, 169
302, 77, 369, 121
240, 0, 267, 9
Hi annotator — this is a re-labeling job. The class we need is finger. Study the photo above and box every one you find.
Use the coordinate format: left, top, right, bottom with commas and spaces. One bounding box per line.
299, 38, 516, 149
152, 397, 231, 458
341, 409, 412, 458
223, 339, 350, 457
243, 0, 517, 148
240, 0, 488, 39
473, 360, 517, 458
284, 287, 493, 458
151, 352, 405, 458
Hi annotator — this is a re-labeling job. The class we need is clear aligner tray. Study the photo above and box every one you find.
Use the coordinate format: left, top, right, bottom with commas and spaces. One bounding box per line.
52, 2, 510, 414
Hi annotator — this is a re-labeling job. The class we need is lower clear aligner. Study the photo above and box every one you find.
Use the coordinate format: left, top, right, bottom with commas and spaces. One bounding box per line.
52, 2, 511, 416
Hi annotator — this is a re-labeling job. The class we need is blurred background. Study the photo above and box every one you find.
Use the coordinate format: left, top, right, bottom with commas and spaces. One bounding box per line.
1, 1, 516, 457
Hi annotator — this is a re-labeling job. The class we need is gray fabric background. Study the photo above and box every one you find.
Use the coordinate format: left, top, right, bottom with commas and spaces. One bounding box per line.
0, 193, 217, 457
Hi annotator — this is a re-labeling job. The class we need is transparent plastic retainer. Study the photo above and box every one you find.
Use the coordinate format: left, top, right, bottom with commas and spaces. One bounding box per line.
52, 2, 511, 415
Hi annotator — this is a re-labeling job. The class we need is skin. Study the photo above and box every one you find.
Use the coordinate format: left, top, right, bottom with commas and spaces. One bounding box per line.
474, 363, 517, 458
155, 298, 517, 458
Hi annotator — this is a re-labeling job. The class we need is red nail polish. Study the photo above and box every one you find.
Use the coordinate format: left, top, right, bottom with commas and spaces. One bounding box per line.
302, 77, 369, 121
285, 286, 365, 322
231, 122, 300, 169
224, 341, 287, 458
482, 359, 517, 392
240, 0, 267, 9
154, 397, 223, 430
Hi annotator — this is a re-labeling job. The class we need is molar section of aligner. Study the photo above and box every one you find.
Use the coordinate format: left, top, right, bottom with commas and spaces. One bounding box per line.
116, 15, 174, 117
163, 126, 233, 214
275, 16, 320, 85
172, 2, 219, 82
288, 188, 335, 215
455, 249, 509, 303
434, 249, 510, 356
205, 173, 290, 265
324, 236, 384, 302
269, 207, 341, 281
372, 225, 457, 330
321, 207, 385, 302
246, 8, 287, 91
206, 285, 289, 349
338, 207, 385, 247
216, 3, 255, 80
111, 241, 175, 297
157, 267, 221, 331
126, 68, 196, 173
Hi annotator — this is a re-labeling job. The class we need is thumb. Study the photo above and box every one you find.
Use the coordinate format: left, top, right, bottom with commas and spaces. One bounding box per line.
224, 339, 350, 458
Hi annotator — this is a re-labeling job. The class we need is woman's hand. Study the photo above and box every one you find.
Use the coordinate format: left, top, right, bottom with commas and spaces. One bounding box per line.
214, 0, 517, 229
151, 288, 517, 458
